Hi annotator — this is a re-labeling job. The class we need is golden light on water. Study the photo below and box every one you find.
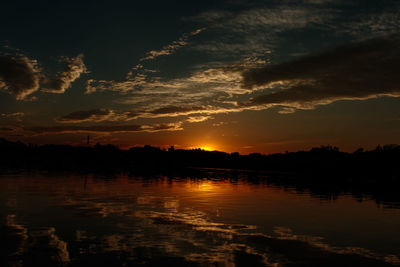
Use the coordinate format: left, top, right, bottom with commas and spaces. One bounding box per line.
197, 181, 215, 191
184, 180, 221, 196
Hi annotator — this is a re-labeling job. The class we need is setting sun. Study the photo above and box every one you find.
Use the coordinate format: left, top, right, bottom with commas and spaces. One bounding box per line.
188, 145, 217, 151
199, 146, 215, 151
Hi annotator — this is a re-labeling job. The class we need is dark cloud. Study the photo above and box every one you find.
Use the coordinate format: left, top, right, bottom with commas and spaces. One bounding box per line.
42, 54, 87, 93
56, 109, 140, 123
0, 54, 40, 100
0, 53, 87, 99
56, 108, 112, 123
240, 35, 400, 110
147, 123, 183, 131
25, 122, 182, 134
150, 105, 206, 115
55, 106, 207, 124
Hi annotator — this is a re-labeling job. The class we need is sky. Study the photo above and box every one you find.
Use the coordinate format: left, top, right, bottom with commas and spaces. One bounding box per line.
1, 0, 400, 154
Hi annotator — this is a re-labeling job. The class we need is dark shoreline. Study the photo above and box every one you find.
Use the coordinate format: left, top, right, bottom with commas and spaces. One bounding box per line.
2, 137, 400, 209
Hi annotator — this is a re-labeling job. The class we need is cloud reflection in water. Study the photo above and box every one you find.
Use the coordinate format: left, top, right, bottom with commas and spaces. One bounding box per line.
2, 174, 400, 266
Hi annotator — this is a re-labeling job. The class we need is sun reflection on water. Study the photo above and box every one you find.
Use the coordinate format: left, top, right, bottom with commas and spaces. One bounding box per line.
197, 181, 215, 191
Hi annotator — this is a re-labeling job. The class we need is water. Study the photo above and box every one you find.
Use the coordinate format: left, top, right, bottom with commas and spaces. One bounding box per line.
1, 172, 400, 266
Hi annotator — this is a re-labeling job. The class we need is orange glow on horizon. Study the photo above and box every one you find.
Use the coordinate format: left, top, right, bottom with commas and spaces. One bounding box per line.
188, 145, 218, 151
199, 146, 215, 151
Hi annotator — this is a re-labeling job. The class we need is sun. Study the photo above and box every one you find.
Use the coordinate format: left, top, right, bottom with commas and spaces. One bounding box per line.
188, 144, 217, 151
199, 146, 215, 151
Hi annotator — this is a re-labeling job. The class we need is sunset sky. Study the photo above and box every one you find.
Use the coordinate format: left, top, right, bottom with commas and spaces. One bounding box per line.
1, 0, 400, 154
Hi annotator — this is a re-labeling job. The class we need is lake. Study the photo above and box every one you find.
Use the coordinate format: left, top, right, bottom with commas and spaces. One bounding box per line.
1, 171, 400, 266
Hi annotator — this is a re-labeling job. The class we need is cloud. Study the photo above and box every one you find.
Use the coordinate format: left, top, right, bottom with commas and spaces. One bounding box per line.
85, 64, 159, 94
226, 6, 328, 32
149, 105, 206, 116
141, 28, 204, 61
86, 58, 265, 118
189, 4, 334, 58
0, 52, 87, 99
85, 35, 400, 120
143, 122, 183, 132
338, 5, 400, 38
85, 74, 147, 94
186, 116, 212, 123
141, 105, 244, 119
55, 105, 224, 124
56, 108, 111, 123
55, 106, 208, 124
239, 35, 400, 111
0, 54, 40, 100
189, 1, 398, 62
25, 122, 183, 135
86, 64, 248, 96
0, 112, 24, 130
0, 112, 24, 118
55, 108, 136, 123
42, 54, 87, 93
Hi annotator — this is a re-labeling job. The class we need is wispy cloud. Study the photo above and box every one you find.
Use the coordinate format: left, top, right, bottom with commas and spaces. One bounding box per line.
25, 122, 183, 135
85, 72, 148, 94
56, 105, 229, 124
86, 58, 264, 117
0, 112, 24, 118
188, 0, 399, 63
304, 0, 395, 40
186, 116, 212, 123
341, 9, 400, 38
140, 28, 205, 61
149, 105, 206, 116
188, 4, 335, 58
81, 35, 400, 122
56, 108, 135, 123
222, 6, 328, 32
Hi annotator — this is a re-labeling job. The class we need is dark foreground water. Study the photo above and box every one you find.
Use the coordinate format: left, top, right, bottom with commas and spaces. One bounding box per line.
1, 172, 400, 266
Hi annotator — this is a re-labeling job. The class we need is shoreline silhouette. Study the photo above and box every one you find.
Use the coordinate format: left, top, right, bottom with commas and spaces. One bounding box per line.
1, 137, 399, 177
2, 137, 400, 198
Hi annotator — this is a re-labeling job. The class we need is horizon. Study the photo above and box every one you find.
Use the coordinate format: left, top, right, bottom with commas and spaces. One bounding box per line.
2, 136, 396, 156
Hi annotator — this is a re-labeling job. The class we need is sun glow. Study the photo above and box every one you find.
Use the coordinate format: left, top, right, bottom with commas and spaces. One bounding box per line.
188, 144, 218, 151
188, 180, 224, 195
198, 181, 215, 191
199, 146, 215, 151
